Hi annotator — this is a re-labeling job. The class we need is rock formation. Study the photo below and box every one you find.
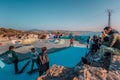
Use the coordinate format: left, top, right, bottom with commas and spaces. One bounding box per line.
37, 47, 120, 80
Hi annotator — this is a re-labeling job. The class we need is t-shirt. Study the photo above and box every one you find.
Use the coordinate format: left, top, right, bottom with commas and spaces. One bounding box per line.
30, 51, 39, 60
37, 53, 49, 65
70, 38, 74, 43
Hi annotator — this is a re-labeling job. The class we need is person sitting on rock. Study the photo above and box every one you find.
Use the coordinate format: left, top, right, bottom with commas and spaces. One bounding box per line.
37, 47, 49, 76
100, 27, 120, 58
30, 48, 39, 71
103, 26, 120, 50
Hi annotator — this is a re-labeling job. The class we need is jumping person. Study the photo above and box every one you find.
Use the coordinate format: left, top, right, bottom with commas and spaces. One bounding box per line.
3, 46, 19, 74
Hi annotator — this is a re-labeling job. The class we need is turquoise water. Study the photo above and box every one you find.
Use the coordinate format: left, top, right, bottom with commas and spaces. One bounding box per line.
0, 47, 88, 80
79, 32, 101, 36
49, 47, 88, 67
74, 32, 101, 44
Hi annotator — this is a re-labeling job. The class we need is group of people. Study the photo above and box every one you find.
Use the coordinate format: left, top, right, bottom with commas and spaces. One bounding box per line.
87, 35, 102, 53
87, 26, 120, 53
0, 26, 120, 77
82, 26, 120, 70
0, 46, 49, 76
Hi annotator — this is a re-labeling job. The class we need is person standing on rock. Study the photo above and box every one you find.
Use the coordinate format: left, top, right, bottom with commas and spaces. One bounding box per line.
30, 48, 39, 71
0, 46, 19, 74
70, 37, 74, 47
37, 47, 49, 76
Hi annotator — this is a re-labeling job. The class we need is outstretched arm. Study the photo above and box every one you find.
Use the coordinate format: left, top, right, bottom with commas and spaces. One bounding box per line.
0, 51, 7, 57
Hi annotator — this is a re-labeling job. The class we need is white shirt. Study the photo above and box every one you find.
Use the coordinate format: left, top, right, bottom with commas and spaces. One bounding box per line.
31, 51, 39, 60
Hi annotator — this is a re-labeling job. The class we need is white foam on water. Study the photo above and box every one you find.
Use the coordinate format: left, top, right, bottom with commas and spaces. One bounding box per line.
0, 60, 5, 68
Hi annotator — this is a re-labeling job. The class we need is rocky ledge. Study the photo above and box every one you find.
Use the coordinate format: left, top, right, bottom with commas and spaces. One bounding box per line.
37, 47, 120, 80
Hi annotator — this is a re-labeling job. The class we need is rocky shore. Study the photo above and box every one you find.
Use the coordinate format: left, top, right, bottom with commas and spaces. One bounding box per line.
37, 48, 120, 80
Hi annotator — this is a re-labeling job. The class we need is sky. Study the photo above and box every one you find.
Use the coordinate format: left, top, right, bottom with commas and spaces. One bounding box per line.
0, 0, 120, 31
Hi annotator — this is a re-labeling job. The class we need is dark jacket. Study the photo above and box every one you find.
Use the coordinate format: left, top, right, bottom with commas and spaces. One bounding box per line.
108, 29, 119, 35
103, 31, 120, 50
5, 50, 18, 61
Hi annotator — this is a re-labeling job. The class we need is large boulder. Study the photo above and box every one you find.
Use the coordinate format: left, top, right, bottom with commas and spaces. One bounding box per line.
38, 64, 78, 80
